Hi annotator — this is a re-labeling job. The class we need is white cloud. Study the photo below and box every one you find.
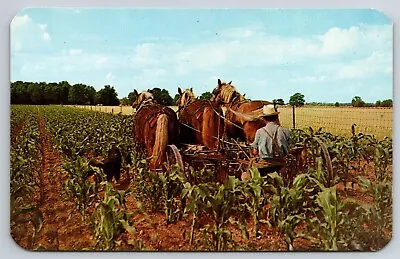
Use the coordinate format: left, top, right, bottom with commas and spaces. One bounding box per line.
290, 75, 328, 83
38, 24, 47, 30
13, 41, 22, 51
318, 24, 392, 56
95, 56, 108, 68
43, 32, 51, 41
11, 20, 392, 101
319, 26, 360, 55
121, 23, 391, 95
105, 72, 116, 80
11, 15, 51, 52
336, 51, 392, 79
11, 15, 31, 29
220, 24, 264, 39
69, 49, 82, 55
132, 68, 167, 87
131, 43, 180, 68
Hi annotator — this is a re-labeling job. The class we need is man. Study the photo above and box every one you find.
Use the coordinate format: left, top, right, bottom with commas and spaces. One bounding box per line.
250, 104, 290, 175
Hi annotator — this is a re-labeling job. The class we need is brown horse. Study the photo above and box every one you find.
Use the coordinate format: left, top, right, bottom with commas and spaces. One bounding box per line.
176, 88, 225, 150
211, 79, 273, 144
132, 89, 180, 169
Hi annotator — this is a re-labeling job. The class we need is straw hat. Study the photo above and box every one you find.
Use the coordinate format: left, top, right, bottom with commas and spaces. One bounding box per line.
262, 104, 279, 117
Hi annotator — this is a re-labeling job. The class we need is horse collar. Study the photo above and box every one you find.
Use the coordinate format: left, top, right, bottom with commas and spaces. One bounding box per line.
136, 98, 154, 113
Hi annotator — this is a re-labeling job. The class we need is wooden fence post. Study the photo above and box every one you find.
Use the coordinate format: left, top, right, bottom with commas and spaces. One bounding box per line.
292, 105, 296, 129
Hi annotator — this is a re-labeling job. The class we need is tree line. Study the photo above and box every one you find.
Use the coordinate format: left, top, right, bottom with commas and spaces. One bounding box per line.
11, 81, 216, 107
10, 81, 392, 108
11, 81, 119, 106
286, 92, 392, 108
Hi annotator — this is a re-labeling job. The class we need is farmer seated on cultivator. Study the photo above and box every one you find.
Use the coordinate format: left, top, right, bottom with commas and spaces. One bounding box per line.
251, 104, 290, 175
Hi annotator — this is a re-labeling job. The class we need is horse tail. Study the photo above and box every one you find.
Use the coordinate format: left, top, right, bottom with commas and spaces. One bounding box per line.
151, 114, 169, 169
202, 106, 218, 149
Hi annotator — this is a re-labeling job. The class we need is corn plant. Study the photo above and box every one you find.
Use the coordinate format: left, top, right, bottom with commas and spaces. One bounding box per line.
62, 156, 105, 221
308, 186, 369, 251
240, 167, 270, 239
186, 165, 215, 184
183, 176, 244, 250
356, 139, 392, 249
267, 171, 316, 251
132, 158, 164, 212
10, 107, 43, 248
89, 182, 136, 250
158, 165, 187, 224
356, 136, 392, 249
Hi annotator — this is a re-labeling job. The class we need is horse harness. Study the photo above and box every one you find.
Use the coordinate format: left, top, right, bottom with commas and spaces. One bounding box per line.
178, 98, 210, 119
136, 104, 173, 129
135, 96, 155, 113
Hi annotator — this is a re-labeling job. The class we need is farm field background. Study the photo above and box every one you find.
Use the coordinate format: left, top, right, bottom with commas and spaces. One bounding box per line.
10, 105, 392, 251
72, 105, 392, 139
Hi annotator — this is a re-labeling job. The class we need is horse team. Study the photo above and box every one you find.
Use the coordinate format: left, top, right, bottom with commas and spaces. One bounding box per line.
132, 79, 274, 170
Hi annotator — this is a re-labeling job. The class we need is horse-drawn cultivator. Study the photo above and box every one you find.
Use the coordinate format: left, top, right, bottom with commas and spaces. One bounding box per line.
132, 79, 334, 185
165, 138, 318, 185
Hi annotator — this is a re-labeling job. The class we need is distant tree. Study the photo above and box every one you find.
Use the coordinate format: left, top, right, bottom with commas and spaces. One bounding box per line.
334, 102, 340, 107
119, 97, 131, 106
86, 86, 97, 105
69, 83, 96, 105
127, 91, 137, 104
199, 91, 213, 101
69, 84, 85, 104
289, 93, 305, 107
59, 81, 71, 104
273, 98, 285, 105
42, 82, 59, 104
11, 81, 31, 104
173, 93, 180, 105
149, 88, 173, 106
95, 85, 119, 106
380, 99, 392, 107
28, 82, 44, 105
351, 96, 365, 107
375, 100, 381, 107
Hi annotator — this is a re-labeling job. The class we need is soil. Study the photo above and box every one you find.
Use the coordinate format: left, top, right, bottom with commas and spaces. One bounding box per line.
12, 114, 93, 251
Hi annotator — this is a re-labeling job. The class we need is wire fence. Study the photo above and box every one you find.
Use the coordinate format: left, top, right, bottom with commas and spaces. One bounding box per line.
71, 105, 392, 139
278, 106, 392, 139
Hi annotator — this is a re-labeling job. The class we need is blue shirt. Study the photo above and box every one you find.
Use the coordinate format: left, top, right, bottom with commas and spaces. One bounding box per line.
251, 122, 290, 159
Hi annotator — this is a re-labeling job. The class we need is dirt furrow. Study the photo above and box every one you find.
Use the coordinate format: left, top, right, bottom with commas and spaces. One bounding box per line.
34, 114, 93, 250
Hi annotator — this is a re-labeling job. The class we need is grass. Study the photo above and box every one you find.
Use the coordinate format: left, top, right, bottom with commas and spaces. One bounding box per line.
71, 105, 392, 139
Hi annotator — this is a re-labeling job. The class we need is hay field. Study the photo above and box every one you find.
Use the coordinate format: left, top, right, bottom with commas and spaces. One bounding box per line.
72, 105, 392, 139
278, 106, 392, 139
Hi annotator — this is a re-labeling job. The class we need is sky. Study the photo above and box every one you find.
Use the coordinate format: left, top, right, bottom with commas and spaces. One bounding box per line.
10, 8, 393, 103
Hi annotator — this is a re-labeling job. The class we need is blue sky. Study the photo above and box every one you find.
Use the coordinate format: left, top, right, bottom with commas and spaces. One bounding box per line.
10, 8, 393, 103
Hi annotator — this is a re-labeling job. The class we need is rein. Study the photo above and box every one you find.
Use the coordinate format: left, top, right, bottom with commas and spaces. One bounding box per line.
178, 98, 209, 117
178, 120, 239, 147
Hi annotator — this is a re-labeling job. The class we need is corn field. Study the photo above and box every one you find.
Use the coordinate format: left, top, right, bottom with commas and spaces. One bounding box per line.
10, 105, 392, 251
